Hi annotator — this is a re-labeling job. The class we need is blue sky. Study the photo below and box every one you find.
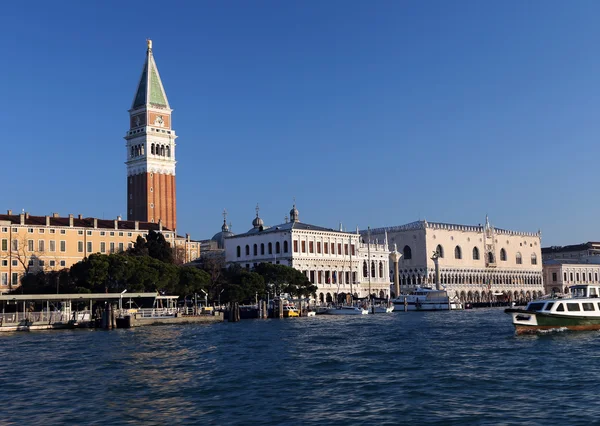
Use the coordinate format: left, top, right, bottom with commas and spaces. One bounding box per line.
1, 1, 599, 246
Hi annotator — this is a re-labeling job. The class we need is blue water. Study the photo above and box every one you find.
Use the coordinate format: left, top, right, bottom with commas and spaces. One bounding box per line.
1, 309, 599, 425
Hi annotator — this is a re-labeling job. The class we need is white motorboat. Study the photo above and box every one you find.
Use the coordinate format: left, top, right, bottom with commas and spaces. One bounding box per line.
326, 305, 369, 315
506, 284, 600, 334
371, 304, 395, 314
391, 287, 463, 311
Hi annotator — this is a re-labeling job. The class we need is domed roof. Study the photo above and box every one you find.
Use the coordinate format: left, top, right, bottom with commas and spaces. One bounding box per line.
211, 210, 234, 249
252, 216, 264, 228
290, 202, 299, 223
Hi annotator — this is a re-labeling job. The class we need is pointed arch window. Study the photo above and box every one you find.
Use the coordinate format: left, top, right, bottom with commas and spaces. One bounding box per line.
436, 244, 444, 258
379, 261, 383, 278
260, 243, 265, 255
500, 248, 507, 261
276, 241, 281, 254
454, 246, 462, 260
473, 247, 480, 260
253, 244, 258, 256
516, 252, 522, 265
488, 252, 494, 264
151, 144, 155, 155
371, 261, 376, 278
363, 261, 368, 278
403, 245, 412, 260
531, 253, 537, 265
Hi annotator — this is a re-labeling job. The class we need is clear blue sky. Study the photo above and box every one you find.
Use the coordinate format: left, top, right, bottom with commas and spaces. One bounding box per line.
2, 1, 599, 246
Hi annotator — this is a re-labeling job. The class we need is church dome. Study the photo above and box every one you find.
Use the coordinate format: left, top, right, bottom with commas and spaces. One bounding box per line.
252, 216, 264, 228
211, 211, 234, 249
290, 203, 299, 223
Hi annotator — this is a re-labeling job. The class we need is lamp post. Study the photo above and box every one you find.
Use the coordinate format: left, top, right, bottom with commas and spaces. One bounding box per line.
218, 289, 224, 308
119, 289, 127, 311
200, 289, 207, 310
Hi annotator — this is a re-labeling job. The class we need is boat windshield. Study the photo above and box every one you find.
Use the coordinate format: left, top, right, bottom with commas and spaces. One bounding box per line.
571, 287, 588, 298
527, 302, 545, 312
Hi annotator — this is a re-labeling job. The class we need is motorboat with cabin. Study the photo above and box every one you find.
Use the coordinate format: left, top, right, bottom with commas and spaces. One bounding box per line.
505, 284, 600, 334
391, 286, 463, 311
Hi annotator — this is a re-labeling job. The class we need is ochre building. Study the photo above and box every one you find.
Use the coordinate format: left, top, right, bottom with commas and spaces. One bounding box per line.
0, 212, 199, 290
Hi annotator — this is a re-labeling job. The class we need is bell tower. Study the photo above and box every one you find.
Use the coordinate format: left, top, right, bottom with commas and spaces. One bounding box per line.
125, 39, 177, 231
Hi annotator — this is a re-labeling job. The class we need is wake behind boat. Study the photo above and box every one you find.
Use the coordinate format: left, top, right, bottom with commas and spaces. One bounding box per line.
391, 287, 463, 311
505, 284, 600, 334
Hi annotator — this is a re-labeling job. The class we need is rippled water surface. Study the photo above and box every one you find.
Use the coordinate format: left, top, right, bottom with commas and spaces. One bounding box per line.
2, 308, 600, 425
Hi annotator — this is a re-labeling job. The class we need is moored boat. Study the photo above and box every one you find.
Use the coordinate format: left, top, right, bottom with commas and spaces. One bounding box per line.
505, 284, 600, 334
391, 287, 463, 311
326, 305, 369, 315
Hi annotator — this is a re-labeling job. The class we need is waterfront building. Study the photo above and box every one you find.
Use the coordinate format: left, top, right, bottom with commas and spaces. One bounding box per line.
541, 242, 600, 261
125, 40, 177, 231
366, 216, 544, 303
224, 205, 391, 302
543, 259, 600, 295
0, 211, 200, 291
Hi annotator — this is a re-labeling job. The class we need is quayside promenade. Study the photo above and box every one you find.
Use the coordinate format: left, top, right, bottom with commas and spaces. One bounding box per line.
0, 292, 223, 332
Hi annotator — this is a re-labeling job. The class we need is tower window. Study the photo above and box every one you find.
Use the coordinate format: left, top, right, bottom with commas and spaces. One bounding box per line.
150, 187, 153, 192
150, 203, 154, 208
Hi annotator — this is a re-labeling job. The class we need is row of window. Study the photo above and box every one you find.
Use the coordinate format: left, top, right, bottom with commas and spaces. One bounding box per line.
401, 244, 538, 265
553, 271, 600, 283
1, 228, 159, 238
1, 239, 133, 253
237, 241, 289, 257
362, 261, 385, 278
293, 241, 356, 256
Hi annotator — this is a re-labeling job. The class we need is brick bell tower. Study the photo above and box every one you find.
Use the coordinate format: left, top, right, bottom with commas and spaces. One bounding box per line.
125, 39, 177, 231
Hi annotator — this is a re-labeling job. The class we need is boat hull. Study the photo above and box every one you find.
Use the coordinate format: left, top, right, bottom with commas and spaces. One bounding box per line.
505, 308, 600, 334
326, 307, 369, 315
391, 301, 461, 311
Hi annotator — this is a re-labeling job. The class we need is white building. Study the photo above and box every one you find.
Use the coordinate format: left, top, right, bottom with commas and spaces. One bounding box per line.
543, 259, 600, 295
224, 205, 391, 302
365, 217, 544, 303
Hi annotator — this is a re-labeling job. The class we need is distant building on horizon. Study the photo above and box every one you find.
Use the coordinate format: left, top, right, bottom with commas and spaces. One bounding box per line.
541, 242, 600, 295
366, 216, 544, 303
224, 204, 391, 302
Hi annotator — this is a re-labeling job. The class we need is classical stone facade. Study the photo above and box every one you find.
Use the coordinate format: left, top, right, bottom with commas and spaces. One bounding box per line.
543, 259, 600, 295
125, 40, 177, 231
224, 205, 391, 302
366, 217, 544, 303
0, 211, 199, 291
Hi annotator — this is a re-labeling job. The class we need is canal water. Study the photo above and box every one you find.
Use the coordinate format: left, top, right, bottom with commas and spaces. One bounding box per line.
1, 308, 599, 425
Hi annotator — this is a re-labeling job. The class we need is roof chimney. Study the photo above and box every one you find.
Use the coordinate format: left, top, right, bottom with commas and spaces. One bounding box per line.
135, 221, 139, 231
93, 218, 98, 228
25, 212, 30, 219
45, 216, 50, 226
78, 214, 82, 220
7, 209, 12, 215
19, 213, 25, 225
114, 219, 118, 230
69, 214, 74, 227
52, 212, 59, 218
158, 219, 163, 232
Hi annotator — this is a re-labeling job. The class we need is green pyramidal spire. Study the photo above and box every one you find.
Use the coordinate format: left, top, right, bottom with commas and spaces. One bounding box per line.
132, 39, 170, 110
